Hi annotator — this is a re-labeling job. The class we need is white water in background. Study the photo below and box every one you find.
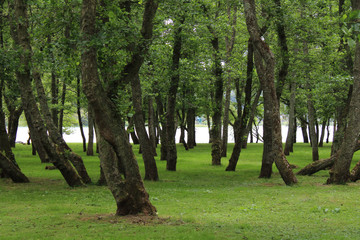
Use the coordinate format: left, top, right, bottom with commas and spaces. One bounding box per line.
15, 126, 333, 144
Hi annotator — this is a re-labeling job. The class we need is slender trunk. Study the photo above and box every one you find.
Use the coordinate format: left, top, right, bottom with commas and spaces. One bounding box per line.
58, 79, 66, 135
87, 105, 94, 156
318, 119, 327, 147
77, 77, 87, 152
155, 90, 167, 160
307, 93, 319, 161
166, 16, 185, 171
226, 41, 254, 171
187, 107, 196, 148
127, 117, 140, 144
148, 97, 157, 154
207, 113, 212, 143
300, 117, 309, 143
284, 82, 296, 156
130, 74, 158, 181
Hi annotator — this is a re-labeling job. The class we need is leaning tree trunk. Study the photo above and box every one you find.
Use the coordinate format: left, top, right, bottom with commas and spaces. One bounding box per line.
81, 0, 156, 215
131, 74, 159, 181
13, 0, 84, 187
0, 152, 29, 183
298, 141, 360, 176
244, 0, 297, 185
33, 72, 92, 184
327, 1, 360, 184
225, 41, 253, 171
7, 106, 22, 148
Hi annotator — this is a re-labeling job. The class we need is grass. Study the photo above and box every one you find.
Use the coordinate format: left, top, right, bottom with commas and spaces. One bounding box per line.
1, 143, 360, 239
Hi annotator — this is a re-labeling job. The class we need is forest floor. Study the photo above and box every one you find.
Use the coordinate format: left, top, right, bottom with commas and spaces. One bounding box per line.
1, 143, 360, 239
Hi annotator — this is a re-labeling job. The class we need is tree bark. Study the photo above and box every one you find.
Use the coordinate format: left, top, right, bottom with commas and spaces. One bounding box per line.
77, 77, 87, 152
327, 1, 360, 184
284, 82, 296, 156
58, 79, 66, 135
33, 72, 92, 184
148, 96, 157, 152
318, 119, 327, 147
87, 105, 94, 156
244, 0, 297, 185
298, 141, 360, 176
0, 152, 29, 183
131, 74, 159, 180
81, 0, 157, 215
186, 107, 196, 149
225, 41, 254, 171
166, 16, 185, 171
300, 117, 309, 143
13, 0, 84, 187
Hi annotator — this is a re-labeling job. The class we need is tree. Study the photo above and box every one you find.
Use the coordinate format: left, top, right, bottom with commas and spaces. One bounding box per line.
13, 0, 85, 187
243, 0, 297, 185
327, 0, 360, 184
81, 0, 156, 215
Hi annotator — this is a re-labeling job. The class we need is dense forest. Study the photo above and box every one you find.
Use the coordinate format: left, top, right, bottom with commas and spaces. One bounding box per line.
1, 0, 360, 216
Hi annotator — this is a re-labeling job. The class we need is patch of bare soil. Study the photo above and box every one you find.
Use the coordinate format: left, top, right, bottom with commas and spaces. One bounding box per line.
80, 213, 185, 226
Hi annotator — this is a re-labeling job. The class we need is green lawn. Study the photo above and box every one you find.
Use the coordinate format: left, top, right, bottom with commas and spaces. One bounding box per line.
1, 143, 360, 239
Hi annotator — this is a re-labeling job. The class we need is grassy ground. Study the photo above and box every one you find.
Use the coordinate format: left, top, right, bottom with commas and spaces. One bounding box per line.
1, 143, 360, 239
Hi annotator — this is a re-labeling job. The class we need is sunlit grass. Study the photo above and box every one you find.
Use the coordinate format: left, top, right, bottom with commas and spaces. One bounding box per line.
1, 143, 360, 239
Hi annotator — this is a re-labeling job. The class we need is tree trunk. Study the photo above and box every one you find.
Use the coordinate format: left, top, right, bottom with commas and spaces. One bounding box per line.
130, 74, 159, 181
186, 107, 196, 148
77, 77, 87, 152
7, 106, 22, 148
225, 41, 254, 171
148, 96, 157, 153
0, 152, 29, 183
13, 0, 84, 187
81, 0, 157, 215
298, 141, 360, 176
33, 72, 92, 184
318, 119, 327, 147
58, 79, 66, 135
155, 89, 167, 160
300, 117, 309, 143
244, 0, 297, 185
87, 106, 94, 156
127, 117, 140, 145
284, 82, 296, 156
166, 16, 184, 171
327, 0, 360, 184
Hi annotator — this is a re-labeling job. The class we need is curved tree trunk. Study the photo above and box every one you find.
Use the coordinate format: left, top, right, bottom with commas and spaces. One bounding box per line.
244, 0, 297, 185
327, 1, 360, 184
81, 0, 157, 215
131, 74, 159, 181
0, 152, 29, 183
13, 0, 84, 187
33, 73, 92, 184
